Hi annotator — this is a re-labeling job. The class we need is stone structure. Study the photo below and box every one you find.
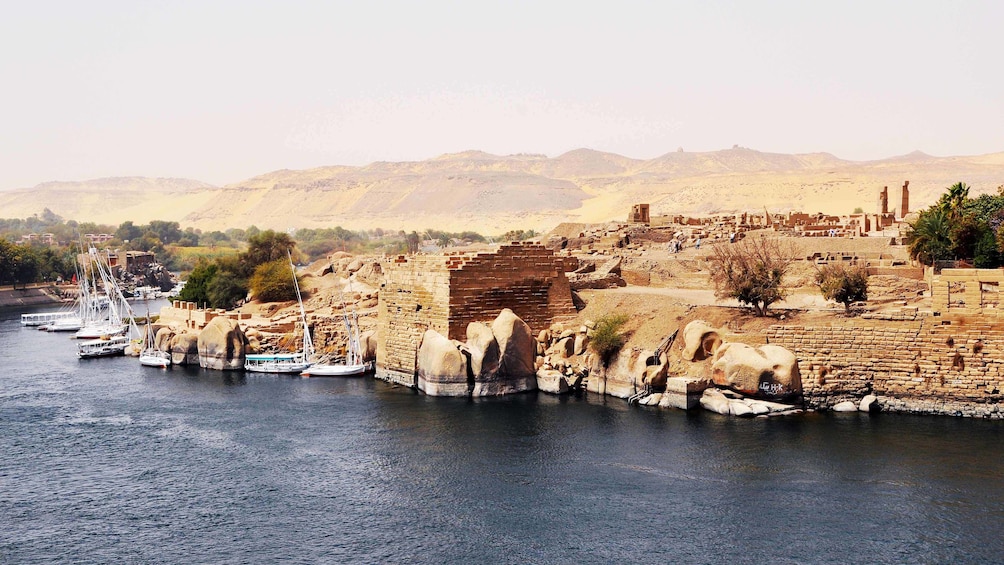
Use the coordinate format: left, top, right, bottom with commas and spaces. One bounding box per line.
376, 243, 577, 386
931, 269, 1004, 316
768, 319, 1004, 418
159, 301, 252, 330
877, 186, 889, 215
900, 180, 910, 218
628, 203, 650, 224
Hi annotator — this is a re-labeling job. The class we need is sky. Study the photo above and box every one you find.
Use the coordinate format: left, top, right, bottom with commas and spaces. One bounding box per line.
1, 0, 1002, 189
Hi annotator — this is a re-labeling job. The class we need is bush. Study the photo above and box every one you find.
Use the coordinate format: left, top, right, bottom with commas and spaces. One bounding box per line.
816, 264, 868, 312
589, 313, 630, 366
249, 259, 298, 303
707, 236, 797, 316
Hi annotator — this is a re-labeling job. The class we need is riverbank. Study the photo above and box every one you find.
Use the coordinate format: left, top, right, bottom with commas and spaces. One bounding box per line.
0, 283, 64, 310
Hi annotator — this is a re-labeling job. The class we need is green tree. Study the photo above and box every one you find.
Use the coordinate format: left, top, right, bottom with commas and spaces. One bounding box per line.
816, 264, 869, 312
249, 259, 297, 303
405, 231, 420, 254
242, 230, 295, 276
905, 208, 953, 265
177, 259, 218, 306
207, 270, 247, 309
938, 182, 970, 219
974, 228, 1002, 268
708, 236, 797, 316
116, 221, 143, 242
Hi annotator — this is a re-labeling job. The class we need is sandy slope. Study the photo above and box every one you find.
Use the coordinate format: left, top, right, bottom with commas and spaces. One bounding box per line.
2, 148, 1002, 233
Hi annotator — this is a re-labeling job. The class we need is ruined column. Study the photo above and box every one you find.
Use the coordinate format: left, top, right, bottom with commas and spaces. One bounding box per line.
877, 186, 889, 215
900, 181, 910, 218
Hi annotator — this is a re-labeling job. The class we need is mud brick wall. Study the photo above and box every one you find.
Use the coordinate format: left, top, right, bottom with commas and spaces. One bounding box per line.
447, 243, 576, 341
767, 318, 1004, 418
376, 243, 577, 387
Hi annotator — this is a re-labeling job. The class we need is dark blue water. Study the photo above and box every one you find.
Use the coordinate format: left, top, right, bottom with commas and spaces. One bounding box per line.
2, 308, 1003, 564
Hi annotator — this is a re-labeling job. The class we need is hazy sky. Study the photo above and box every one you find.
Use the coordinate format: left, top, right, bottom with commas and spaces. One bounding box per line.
1, 0, 1002, 189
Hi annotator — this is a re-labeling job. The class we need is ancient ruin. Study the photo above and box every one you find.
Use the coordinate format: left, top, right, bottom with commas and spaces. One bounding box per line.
376, 243, 577, 386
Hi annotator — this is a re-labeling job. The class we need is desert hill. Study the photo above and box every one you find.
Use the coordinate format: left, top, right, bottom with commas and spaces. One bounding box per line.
2, 148, 1003, 233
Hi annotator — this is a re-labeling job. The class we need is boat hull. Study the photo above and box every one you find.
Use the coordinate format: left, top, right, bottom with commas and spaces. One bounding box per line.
302, 361, 373, 377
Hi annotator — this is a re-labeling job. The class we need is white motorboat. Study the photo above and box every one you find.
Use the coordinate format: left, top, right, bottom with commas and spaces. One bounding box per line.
77, 335, 131, 358
21, 310, 79, 327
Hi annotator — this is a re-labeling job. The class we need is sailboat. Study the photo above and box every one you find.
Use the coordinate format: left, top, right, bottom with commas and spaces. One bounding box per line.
244, 252, 313, 374
139, 303, 171, 368
77, 248, 140, 359
75, 248, 128, 339
301, 274, 372, 377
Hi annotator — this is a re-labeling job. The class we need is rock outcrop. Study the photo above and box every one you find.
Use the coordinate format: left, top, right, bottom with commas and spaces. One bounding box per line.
487, 309, 537, 395
417, 330, 469, 396
414, 309, 540, 397
169, 331, 200, 366
710, 342, 802, 400
682, 320, 722, 362
197, 317, 249, 370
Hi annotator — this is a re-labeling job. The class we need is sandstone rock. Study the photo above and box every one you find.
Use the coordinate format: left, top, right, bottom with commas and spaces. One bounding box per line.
417, 330, 469, 397
492, 309, 536, 380
197, 317, 249, 370
169, 332, 200, 366
730, 400, 754, 417
346, 259, 363, 273
359, 330, 377, 362
859, 394, 880, 413
832, 400, 858, 412
682, 320, 722, 361
700, 388, 732, 415
536, 368, 570, 394
537, 329, 551, 347
482, 309, 537, 395
154, 327, 176, 353
711, 343, 802, 400
574, 332, 588, 355
466, 322, 500, 380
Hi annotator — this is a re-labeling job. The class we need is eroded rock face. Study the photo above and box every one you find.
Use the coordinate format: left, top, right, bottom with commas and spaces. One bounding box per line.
487, 309, 537, 394
466, 322, 500, 380
197, 317, 249, 370
417, 330, 469, 397
359, 330, 377, 362
169, 331, 200, 366
711, 342, 802, 400
682, 320, 722, 362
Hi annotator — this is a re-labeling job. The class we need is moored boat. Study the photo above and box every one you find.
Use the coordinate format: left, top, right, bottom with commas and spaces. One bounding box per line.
77, 335, 131, 358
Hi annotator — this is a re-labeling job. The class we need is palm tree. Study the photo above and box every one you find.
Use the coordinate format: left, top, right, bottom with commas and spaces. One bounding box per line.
905, 208, 953, 265
939, 182, 971, 219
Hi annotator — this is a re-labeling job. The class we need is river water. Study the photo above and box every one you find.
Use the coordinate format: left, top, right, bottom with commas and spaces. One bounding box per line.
2, 307, 1003, 564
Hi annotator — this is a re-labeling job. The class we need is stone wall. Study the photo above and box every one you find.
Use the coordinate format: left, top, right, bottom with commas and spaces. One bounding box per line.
376, 243, 577, 387
767, 317, 1004, 418
375, 255, 452, 386
931, 268, 1004, 317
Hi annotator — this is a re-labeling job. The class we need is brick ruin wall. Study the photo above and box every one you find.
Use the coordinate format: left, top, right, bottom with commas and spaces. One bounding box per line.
447, 243, 576, 341
376, 243, 577, 387
767, 318, 1004, 418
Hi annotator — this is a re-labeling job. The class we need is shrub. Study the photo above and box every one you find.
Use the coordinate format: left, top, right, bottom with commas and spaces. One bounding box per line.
249, 259, 298, 303
816, 263, 868, 312
589, 313, 630, 366
707, 236, 797, 316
